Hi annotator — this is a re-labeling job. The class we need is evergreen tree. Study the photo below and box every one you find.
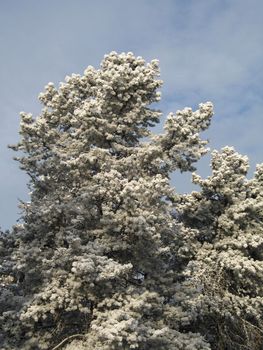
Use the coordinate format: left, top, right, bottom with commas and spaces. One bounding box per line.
2, 52, 262, 350
0, 52, 213, 349
176, 147, 263, 349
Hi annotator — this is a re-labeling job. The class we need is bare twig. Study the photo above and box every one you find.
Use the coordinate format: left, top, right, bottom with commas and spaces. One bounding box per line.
240, 317, 263, 336
51, 334, 84, 350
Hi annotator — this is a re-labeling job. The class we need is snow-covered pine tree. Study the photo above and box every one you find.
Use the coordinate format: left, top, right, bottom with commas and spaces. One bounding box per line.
0, 52, 213, 349
176, 147, 263, 350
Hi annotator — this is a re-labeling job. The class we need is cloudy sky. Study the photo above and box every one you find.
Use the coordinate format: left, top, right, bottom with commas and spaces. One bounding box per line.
1, 0, 262, 230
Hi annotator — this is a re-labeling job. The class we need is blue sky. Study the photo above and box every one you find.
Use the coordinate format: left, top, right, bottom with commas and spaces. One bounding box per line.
1, 0, 263, 230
